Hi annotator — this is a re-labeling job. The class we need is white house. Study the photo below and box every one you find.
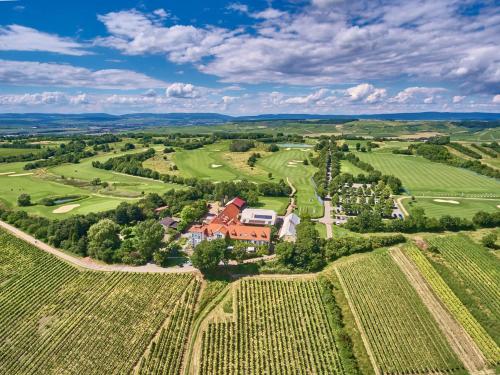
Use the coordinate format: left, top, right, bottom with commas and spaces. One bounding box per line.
279, 213, 300, 242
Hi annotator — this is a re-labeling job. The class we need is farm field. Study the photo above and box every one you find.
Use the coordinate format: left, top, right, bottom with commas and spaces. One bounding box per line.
199, 278, 346, 374
403, 243, 500, 365
336, 251, 464, 374
427, 235, 500, 348
0, 228, 198, 375
258, 149, 323, 217
356, 150, 500, 197
402, 197, 500, 219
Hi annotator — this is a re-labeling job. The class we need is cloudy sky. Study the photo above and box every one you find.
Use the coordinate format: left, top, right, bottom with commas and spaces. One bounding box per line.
0, 0, 499, 114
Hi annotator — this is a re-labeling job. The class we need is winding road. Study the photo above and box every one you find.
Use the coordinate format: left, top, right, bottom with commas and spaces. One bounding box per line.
0, 219, 196, 274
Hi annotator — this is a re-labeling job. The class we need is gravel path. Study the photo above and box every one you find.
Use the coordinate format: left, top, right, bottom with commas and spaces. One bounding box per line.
0, 220, 196, 274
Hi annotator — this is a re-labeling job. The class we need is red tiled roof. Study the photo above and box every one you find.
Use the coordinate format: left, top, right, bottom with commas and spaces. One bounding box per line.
211, 203, 240, 225
229, 197, 246, 209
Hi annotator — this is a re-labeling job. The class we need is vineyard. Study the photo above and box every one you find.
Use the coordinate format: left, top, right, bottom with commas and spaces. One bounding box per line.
0, 228, 197, 375
136, 280, 200, 375
336, 252, 464, 374
404, 242, 500, 365
199, 278, 346, 374
428, 235, 500, 345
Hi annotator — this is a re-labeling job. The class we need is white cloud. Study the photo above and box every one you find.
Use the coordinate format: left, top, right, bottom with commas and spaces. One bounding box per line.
391, 87, 446, 103
166, 82, 200, 98
251, 8, 286, 19
0, 25, 88, 55
452, 95, 465, 103
153, 9, 169, 20
0, 60, 167, 89
93, 3, 498, 94
0, 91, 74, 106
346, 83, 386, 103
493, 95, 500, 104
284, 88, 330, 105
227, 3, 249, 13
95, 10, 234, 63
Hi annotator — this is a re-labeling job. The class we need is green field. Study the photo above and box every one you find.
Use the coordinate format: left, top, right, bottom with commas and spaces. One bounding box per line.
199, 278, 346, 374
0, 148, 43, 157
403, 242, 500, 365
428, 236, 500, 348
341, 159, 365, 175
337, 251, 463, 374
173, 142, 269, 182
0, 228, 198, 374
403, 197, 500, 219
356, 150, 500, 197
258, 149, 323, 217
0, 148, 184, 218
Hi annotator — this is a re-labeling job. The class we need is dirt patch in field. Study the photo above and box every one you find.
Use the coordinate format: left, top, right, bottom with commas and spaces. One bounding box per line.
391, 248, 489, 374
52, 204, 80, 213
434, 199, 460, 204
211, 164, 222, 168
0, 171, 15, 175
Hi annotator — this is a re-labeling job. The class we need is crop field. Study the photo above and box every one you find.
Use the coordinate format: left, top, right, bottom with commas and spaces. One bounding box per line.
199, 278, 345, 374
0, 229, 198, 375
336, 252, 463, 374
258, 149, 323, 217
403, 243, 500, 365
403, 197, 500, 219
427, 236, 500, 347
356, 150, 500, 197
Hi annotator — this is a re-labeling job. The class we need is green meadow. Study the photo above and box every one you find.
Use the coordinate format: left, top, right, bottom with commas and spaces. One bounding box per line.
403, 197, 499, 219
258, 149, 323, 217
356, 149, 500, 197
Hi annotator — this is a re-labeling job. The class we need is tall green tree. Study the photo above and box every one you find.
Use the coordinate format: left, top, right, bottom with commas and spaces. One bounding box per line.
87, 219, 121, 263
191, 239, 226, 272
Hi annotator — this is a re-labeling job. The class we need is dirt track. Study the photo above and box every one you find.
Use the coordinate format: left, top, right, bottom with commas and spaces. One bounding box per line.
391, 248, 492, 374
0, 220, 196, 274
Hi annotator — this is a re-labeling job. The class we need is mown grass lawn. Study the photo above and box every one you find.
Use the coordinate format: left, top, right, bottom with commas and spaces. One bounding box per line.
356, 150, 500, 197
258, 149, 323, 218
403, 197, 499, 219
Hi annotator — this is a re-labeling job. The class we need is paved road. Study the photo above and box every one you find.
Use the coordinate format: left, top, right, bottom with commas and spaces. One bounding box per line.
318, 198, 334, 239
0, 220, 196, 274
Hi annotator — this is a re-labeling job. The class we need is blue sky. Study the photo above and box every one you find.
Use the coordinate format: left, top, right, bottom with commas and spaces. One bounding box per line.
0, 0, 499, 114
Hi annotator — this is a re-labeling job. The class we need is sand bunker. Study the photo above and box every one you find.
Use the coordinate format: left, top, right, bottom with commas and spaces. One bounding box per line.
0, 172, 15, 175
433, 199, 459, 204
286, 165, 298, 168
211, 164, 222, 168
286, 148, 291, 150
497, 205, 500, 209
52, 204, 80, 214
8, 173, 33, 177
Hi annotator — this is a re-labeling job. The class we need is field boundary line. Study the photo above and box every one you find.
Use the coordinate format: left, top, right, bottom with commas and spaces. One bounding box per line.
334, 267, 381, 375
390, 248, 492, 375
0, 220, 196, 274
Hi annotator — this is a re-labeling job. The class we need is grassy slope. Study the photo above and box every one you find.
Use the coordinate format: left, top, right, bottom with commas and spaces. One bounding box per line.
0, 147, 183, 218
356, 149, 500, 197
258, 149, 323, 217
403, 197, 499, 219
